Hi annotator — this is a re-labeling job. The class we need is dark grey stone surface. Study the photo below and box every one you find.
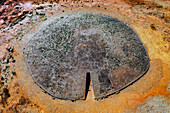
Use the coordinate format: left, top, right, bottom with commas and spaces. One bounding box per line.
24, 13, 149, 100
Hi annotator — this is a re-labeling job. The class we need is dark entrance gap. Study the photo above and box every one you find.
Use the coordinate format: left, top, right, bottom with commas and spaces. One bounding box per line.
84, 72, 91, 100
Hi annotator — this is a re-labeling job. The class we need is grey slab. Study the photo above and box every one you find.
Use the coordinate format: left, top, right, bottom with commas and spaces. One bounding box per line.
24, 13, 149, 100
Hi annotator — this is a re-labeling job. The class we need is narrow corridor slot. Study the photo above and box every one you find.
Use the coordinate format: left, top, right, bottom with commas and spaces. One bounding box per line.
85, 72, 91, 100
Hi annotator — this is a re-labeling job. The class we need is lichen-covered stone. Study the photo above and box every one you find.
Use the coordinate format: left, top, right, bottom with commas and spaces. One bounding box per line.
24, 13, 149, 100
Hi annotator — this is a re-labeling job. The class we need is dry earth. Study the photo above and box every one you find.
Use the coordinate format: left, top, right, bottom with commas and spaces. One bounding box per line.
0, 0, 169, 113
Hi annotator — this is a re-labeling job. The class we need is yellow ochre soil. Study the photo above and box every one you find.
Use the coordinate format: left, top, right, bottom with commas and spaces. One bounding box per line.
0, 0, 169, 112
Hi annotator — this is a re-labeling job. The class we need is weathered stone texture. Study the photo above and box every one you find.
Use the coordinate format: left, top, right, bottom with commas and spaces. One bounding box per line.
24, 13, 149, 100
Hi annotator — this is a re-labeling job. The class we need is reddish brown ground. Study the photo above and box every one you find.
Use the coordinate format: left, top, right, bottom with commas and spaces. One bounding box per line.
0, 0, 169, 113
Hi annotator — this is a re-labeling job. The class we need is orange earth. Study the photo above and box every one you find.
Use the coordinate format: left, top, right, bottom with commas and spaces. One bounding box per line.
0, 0, 169, 112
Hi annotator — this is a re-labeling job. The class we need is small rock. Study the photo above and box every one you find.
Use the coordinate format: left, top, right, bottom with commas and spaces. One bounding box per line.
27, 14, 33, 17
36, 10, 46, 15
11, 10, 18, 15
23, 10, 29, 14
0, 19, 4, 25
3, 17, 7, 21
14, 6, 21, 9
18, 12, 23, 17
48, 5, 53, 8
37, 6, 44, 9
4, 1, 12, 5
20, 17, 30, 24
150, 24, 156, 30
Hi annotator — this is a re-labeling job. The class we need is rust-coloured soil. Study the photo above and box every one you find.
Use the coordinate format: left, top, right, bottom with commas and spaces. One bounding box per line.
0, 0, 169, 113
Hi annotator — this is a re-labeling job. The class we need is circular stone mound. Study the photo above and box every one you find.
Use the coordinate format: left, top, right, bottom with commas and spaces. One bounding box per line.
24, 13, 149, 100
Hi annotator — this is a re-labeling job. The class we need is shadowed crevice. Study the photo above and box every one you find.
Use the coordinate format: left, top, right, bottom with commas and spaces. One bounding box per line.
84, 72, 91, 100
